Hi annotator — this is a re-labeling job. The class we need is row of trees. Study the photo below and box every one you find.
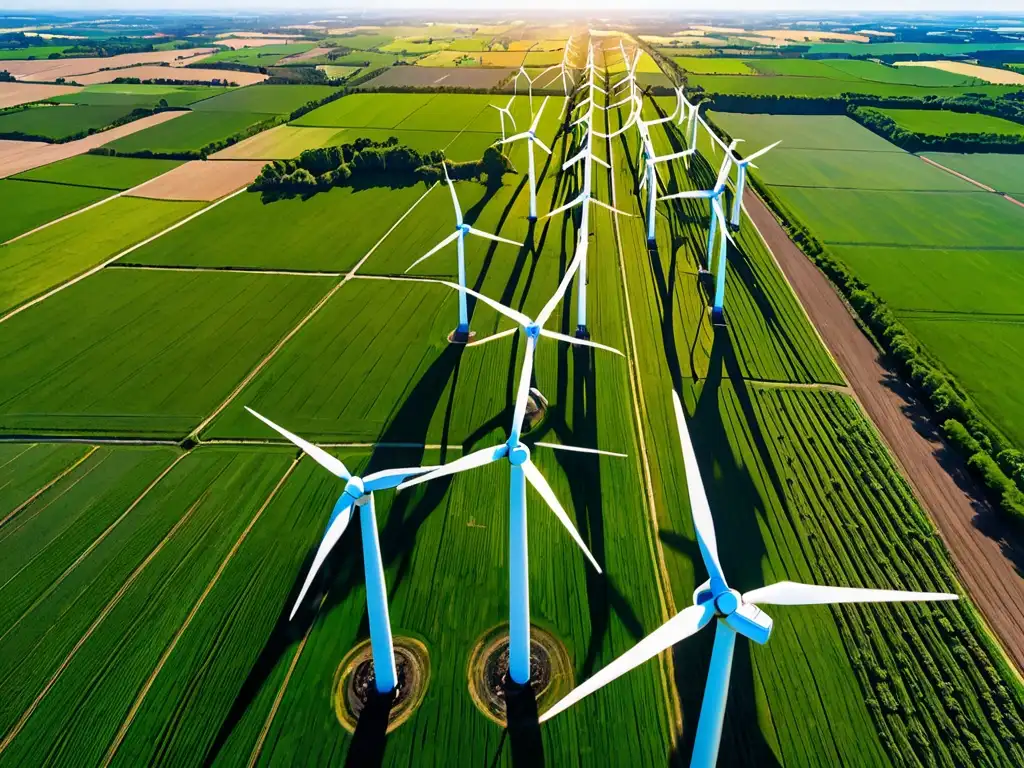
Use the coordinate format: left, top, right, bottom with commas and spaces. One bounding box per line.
849, 105, 1024, 152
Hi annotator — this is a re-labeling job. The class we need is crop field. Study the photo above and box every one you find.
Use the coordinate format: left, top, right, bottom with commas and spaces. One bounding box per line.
893, 60, 1024, 85
125, 183, 430, 271
0, 179, 109, 243
202, 43, 319, 67
0, 196, 202, 314
51, 84, 222, 109
3, 40, 1024, 768
0, 269, 331, 437
689, 73, 1019, 99
923, 152, 1024, 196
0, 45, 71, 59
102, 110, 268, 155
672, 56, 757, 75
712, 110, 1024, 468
0, 104, 136, 141
189, 84, 341, 115
329, 32, 394, 49
12, 155, 181, 190
818, 59, 984, 86
317, 64, 361, 80
875, 108, 1024, 137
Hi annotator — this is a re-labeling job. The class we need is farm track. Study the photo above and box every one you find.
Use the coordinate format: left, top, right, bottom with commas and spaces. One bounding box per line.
2, 190, 122, 246
744, 188, 1024, 672
0, 446, 97, 529
920, 155, 1024, 208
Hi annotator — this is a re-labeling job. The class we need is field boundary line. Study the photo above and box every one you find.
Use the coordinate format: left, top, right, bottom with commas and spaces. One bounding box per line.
0, 186, 249, 326
101, 458, 300, 766
2, 191, 123, 246
0, 452, 186, 649
0, 436, 179, 446
746, 380, 853, 395
605, 94, 682, 741
187, 182, 438, 441
0, 446, 98, 531
108, 264, 343, 277
919, 155, 997, 193
0, 480, 204, 756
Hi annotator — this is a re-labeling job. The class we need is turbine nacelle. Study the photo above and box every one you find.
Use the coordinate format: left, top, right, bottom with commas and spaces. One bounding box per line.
342, 475, 366, 501
694, 580, 774, 645
508, 442, 530, 466
457, 222, 471, 234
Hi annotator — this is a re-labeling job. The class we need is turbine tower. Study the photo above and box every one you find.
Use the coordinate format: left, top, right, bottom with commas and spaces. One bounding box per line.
727, 139, 781, 229
513, 66, 539, 117
398, 248, 624, 686
246, 408, 437, 695
501, 96, 552, 220
489, 96, 516, 143
406, 165, 523, 342
539, 391, 959, 766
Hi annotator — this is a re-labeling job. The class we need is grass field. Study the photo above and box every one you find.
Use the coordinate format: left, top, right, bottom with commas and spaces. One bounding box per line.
690, 74, 1019, 99
12, 155, 181, 190
51, 84, 222, 109
875, 108, 1024, 137
103, 110, 268, 154
328, 33, 394, 50
0, 196, 202, 314
189, 84, 341, 115
0, 104, 137, 141
0, 179, 109, 243
923, 152, 1024, 195
672, 56, 756, 75
125, 184, 430, 272
316, 65, 360, 80
292, 93, 434, 128
313, 50, 407, 69
202, 43, 318, 67
0, 442, 93, 514
0, 45, 71, 59
0, 269, 331, 437
819, 59, 984, 86
711, 112, 904, 151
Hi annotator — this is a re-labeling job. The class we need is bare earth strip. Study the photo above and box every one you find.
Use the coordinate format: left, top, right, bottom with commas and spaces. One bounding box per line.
74, 66, 268, 87
126, 160, 265, 202
276, 46, 331, 64
5, 49, 216, 81
744, 189, 1024, 672
0, 111, 186, 179
0, 82, 81, 109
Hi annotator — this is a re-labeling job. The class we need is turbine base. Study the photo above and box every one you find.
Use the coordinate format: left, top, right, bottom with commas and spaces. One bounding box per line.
333, 637, 430, 734
447, 329, 477, 345
574, 326, 590, 340
711, 307, 727, 327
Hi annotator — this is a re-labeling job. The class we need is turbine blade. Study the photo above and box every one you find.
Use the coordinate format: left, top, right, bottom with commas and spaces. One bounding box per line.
591, 198, 632, 217
543, 194, 584, 219
289, 503, 353, 619
535, 240, 585, 326
530, 96, 549, 132
714, 156, 732, 191
671, 391, 726, 586
509, 333, 537, 444
444, 172, 463, 224
396, 443, 508, 492
690, 622, 738, 768
522, 458, 601, 572
539, 603, 714, 722
363, 465, 440, 492
562, 149, 587, 170
466, 327, 518, 347
405, 231, 461, 272
534, 441, 627, 458
654, 149, 695, 163
659, 190, 712, 202
437, 280, 532, 327
743, 581, 959, 606
532, 137, 552, 155
744, 139, 781, 162
539, 328, 624, 356
501, 131, 531, 145
591, 154, 611, 169
468, 227, 523, 248
246, 407, 350, 480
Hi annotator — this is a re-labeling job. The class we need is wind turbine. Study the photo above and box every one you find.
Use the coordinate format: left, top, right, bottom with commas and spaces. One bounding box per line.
658, 150, 736, 323
246, 407, 438, 695
489, 96, 517, 142
633, 89, 690, 241
513, 66, 539, 117
501, 96, 552, 220
539, 391, 958, 765
612, 42, 640, 93
727, 139, 780, 229
406, 165, 523, 342
397, 248, 624, 686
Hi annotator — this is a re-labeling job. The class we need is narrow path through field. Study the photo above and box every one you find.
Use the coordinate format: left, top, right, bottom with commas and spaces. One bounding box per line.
2, 191, 122, 246
920, 155, 1024, 209
0, 446, 97, 529
746, 379, 853, 395
744, 189, 1024, 673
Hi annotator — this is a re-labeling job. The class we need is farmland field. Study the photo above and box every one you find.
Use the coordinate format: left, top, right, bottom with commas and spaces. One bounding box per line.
711, 112, 904, 151
291, 93, 435, 129
875, 108, 1024, 137
12, 154, 181, 190
102, 110, 268, 154
0, 104, 137, 141
689, 73, 1019, 99
671, 56, 756, 75
923, 152, 1024, 196
0, 179, 109, 243
189, 84, 341, 115
0, 442, 93, 514
0, 196, 201, 314
201, 43, 318, 67
209, 124, 344, 159
51, 83, 222, 109
0, 269, 331, 437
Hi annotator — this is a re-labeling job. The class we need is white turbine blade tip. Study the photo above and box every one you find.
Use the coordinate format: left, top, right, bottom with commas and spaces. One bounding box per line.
743, 581, 959, 606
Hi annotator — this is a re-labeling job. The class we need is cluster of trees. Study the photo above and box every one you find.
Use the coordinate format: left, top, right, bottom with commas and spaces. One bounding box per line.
850, 105, 1024, 153
110, 76, 236, 87
0, 70, 13, 82
251, 137, 512, 194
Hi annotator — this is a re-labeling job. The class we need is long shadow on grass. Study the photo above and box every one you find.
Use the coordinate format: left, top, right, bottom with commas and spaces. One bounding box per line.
203, 346, 465, 767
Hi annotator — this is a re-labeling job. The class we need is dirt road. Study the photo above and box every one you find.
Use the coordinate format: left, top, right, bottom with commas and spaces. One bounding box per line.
744, 191, 1024, 672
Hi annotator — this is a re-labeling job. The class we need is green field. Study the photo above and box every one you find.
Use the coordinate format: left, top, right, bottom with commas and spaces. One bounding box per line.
316, 65, 360, 80
12, 155, 180, 190
0, 269, 330, 437
0, 179, 110, 244
711, 112, 904, 151
0, 442, 93, 513
291, 92, 436, 128
690, 73, 1019, 99
0, 196, 202, 314
103, 110, 267, 154
0, 45, 71, 59
125, 184, 429, 272
819, 58, 984, 86
202, 43, 319, 67
805, 41, 1024, 57
672, 56, 757, 75
0, 104, 137, 141
51, 84, 222, 109
875, 107, 1024, 137
923, 152, 1024, 195
328, 33, 394, 50
189, 84, 341, 115
312, 50, 408, 69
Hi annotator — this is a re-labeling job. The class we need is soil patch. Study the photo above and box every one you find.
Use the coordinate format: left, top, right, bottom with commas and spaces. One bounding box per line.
333, 637, 430, 733
75, 66, 267, 87
127, 159, 264, 201
0, 82, 82, 110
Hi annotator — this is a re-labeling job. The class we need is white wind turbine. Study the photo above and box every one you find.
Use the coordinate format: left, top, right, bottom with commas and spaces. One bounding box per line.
540, 391, 959, 767
633, 89, 691, 241
246, 408, 439, 696
501, 96, 552, 220
514, 66, 539, 117
612, 42, 640, 94
489, 96, 516, 142
406, 165, 523, 341
398, 246, 625, 686
727, 139, 781, 228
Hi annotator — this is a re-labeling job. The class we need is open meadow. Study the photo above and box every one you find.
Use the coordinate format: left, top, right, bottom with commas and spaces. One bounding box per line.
2, 25, 1024, 768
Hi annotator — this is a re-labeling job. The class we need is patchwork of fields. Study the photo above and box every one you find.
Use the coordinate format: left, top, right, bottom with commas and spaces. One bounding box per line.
1, 46, 1024, 768
712, 111, 1024, 446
